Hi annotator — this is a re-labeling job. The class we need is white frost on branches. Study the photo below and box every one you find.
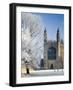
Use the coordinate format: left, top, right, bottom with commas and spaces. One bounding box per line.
21, 13, 44, 69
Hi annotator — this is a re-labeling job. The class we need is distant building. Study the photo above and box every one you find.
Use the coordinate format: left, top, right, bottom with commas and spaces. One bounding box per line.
40, 28, 64, 69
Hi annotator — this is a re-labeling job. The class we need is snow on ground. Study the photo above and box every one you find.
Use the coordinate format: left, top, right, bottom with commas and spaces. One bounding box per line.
21, 69, 64, 77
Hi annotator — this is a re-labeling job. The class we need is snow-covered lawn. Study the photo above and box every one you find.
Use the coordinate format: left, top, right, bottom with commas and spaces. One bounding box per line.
22, 69, 64, 77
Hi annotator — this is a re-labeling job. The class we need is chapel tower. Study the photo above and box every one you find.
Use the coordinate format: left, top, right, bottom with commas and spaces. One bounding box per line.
44, 28, 48, 69
56, 28, 60, 60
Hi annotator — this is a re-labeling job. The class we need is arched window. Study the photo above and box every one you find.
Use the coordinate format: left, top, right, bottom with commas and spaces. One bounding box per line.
48, 47, 56, 60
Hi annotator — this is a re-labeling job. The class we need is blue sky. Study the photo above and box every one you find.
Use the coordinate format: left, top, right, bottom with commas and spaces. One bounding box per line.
33, 13, 64, 41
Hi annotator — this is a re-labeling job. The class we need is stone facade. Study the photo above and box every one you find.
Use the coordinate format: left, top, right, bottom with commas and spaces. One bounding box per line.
43, 28, 64, 69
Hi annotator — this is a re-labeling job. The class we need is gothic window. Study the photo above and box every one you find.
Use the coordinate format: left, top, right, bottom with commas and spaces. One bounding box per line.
48, 47, 56, 60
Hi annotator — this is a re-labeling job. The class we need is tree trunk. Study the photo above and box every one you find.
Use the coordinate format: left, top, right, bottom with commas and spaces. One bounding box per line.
26, 68, 29, 74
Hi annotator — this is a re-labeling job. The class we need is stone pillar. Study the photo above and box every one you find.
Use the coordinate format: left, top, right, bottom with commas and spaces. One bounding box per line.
44, 29, 48, 69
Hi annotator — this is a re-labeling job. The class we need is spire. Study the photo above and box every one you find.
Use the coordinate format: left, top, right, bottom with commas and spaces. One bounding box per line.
44, 28, 46, 33
57, 27, 59, 34
44, 28, 47, 41
57, 27, 60, 42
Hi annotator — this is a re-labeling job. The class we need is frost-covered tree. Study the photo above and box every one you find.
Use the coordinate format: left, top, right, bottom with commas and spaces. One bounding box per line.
21, 13, 44, 69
